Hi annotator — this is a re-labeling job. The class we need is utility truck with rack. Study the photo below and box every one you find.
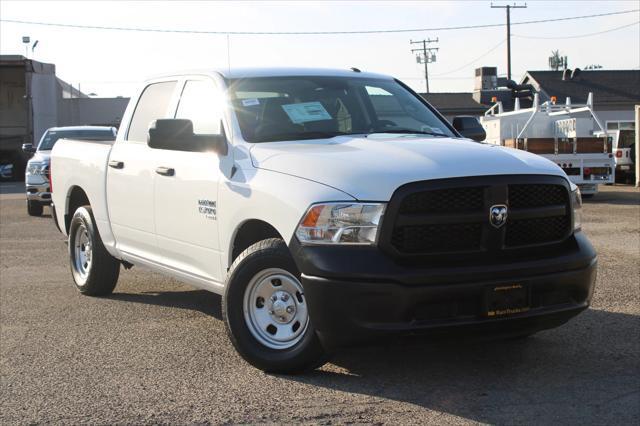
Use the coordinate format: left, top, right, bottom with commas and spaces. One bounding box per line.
50, 68, 597, 373
481, 93, 615, 196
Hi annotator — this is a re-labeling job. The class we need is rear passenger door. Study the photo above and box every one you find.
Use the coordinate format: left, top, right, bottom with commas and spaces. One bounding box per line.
151, 77, 228, 283
107, 80, 178, 261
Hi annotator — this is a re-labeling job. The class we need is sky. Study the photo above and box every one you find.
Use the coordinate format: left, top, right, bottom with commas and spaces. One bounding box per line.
1, 0, 638, 98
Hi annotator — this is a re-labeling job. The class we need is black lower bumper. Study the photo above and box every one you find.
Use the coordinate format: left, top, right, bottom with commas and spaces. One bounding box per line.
291, 233, 597, 347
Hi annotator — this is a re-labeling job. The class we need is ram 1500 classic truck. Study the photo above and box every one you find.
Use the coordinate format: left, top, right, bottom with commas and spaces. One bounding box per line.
50, 68, 597, 373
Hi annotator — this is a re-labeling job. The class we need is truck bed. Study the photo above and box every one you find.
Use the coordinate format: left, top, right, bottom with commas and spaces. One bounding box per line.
50, 138, 116, 250
503, 137, 610, 155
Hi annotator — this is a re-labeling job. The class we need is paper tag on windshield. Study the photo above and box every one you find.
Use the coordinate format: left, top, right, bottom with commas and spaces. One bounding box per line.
422, 125, 444, 135
242, 98, 260, 106
281, 102, 332, 124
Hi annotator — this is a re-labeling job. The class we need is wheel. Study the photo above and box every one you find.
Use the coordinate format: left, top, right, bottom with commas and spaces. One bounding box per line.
68, 206, 120, 296
27, 200, 43, 216
222, 238, 327, 373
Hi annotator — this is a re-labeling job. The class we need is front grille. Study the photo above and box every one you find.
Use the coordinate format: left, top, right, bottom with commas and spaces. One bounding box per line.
509, 184, 566, 208
391, 223, 482, 254
506, 183, 570, 248
400, 187, 484, 214
382, 176, 572, 257
505, 215, 570, 246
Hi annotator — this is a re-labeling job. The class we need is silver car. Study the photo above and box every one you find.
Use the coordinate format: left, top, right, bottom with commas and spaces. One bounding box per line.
22, 126, 117, 216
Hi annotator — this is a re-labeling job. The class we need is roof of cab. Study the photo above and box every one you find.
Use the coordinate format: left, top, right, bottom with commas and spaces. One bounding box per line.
148, 67, 395, 81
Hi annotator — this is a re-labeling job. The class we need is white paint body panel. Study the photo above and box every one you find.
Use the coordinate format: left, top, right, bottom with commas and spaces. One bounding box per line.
51, 68, 573, 296
152, 148, 226, 283
250, 135, 566, 201
106, 141, 157, 260
51, 139, 120, 258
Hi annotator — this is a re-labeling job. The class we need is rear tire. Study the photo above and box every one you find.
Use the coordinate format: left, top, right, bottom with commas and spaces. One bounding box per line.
68, 206, 120, 296
27, 200, 43, 216
222, 238, 327, 373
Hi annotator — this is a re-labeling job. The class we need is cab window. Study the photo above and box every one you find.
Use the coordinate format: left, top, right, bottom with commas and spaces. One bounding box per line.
127, 81, 177, 141
175, 80, 223, 135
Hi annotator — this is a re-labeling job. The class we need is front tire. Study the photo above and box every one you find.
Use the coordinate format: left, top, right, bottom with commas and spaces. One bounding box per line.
27, 200, 43, 216
222, 238, 326, 373
68, 206, 120, 296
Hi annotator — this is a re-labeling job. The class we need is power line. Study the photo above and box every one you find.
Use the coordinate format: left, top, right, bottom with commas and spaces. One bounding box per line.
431, 39, 506, 77
0, 9, 638, 35
427, 21, 638, 79
513, 20, 639, 39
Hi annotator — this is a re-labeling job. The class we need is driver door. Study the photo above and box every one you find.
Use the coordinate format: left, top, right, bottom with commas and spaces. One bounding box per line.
151, 78, 229, 283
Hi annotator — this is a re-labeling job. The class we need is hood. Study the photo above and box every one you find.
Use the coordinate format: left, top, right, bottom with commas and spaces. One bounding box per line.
28, 151, 51, 165
250, 135, 567, 200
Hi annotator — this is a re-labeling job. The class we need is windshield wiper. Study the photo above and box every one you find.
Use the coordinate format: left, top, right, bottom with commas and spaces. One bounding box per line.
256, 131, 351, 142
368, 128, 448, 137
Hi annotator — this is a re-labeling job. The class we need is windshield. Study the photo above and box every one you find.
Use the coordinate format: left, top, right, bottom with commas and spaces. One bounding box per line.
228, 76, 455, 143
38, 129, 115, 150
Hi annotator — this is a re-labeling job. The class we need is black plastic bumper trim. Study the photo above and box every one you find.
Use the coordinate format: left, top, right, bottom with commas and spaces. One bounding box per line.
290, 229, 597, 347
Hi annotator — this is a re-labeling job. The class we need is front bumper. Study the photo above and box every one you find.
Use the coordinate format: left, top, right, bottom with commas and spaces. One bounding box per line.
291, 232, 597, 347
25, 183, 51, 204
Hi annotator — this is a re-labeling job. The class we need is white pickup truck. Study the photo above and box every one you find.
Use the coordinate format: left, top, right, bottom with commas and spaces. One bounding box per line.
51, 68, 597, 373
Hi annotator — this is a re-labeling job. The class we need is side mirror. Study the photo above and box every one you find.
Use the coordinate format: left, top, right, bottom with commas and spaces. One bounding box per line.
22, 143, 36, 154
452, 116, 486, 142
148, 119, 227, 154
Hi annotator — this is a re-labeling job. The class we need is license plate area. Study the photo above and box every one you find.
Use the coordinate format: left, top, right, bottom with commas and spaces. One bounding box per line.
484, 284, 530, 317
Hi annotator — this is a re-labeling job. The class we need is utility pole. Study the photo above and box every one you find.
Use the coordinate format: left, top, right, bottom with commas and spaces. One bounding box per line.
22, 36, 30, 59
410, 38, 438, 93
491, 2, 527, 81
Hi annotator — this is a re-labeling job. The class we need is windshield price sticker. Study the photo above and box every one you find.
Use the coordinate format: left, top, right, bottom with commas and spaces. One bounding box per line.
281, 102, 332, 124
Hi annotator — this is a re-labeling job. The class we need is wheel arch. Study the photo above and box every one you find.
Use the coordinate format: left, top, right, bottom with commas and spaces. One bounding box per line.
228, 219, 284, 268
64, 185, 91, 233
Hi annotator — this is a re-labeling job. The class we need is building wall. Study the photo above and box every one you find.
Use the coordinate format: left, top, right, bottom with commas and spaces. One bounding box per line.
58, 97, 130, 128
595, 109, 636, 130
0, 65, 26, 139
30, 71, 58, 145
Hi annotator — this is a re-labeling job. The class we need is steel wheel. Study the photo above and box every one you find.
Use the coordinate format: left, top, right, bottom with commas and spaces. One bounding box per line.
72, 223, 92, 282
243, 268, 309, 350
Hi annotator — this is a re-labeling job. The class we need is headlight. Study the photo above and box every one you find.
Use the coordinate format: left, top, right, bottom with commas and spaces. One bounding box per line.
26, 162, 42, 175
295, 203, 386, 245
572, 187, 582, 231
26, 162, 48, 177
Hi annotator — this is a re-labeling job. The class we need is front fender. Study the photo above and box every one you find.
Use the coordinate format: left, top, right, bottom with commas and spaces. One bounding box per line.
218, 167, 355, 271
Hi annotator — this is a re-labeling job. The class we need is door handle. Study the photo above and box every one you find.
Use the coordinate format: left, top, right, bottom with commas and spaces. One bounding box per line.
108, 160, 124, 169
155, 166, 175, 177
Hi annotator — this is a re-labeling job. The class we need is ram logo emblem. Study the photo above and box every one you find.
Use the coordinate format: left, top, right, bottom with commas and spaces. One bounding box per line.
489, 204, 508, 228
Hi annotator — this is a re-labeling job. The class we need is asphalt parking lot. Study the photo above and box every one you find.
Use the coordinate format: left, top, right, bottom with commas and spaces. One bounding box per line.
1, 182, 638, 424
